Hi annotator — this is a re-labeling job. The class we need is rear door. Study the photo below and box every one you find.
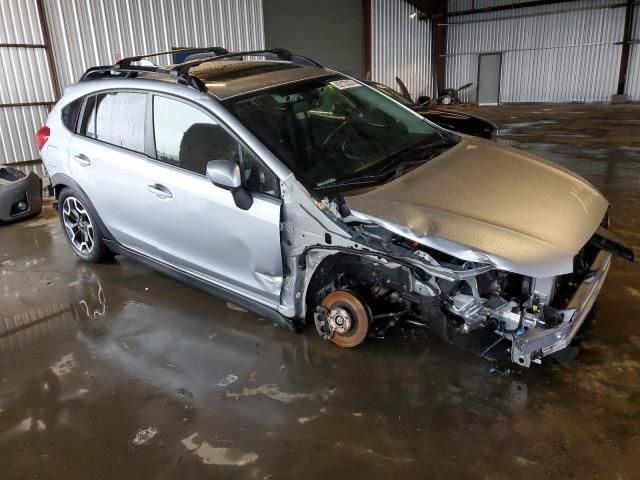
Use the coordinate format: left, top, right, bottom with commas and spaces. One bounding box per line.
145, 94, 283, 304
67, 91, 161, 256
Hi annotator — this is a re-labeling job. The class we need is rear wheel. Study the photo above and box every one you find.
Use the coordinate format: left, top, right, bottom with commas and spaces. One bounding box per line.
58, 188, 111, 263
319, 290, 371, 348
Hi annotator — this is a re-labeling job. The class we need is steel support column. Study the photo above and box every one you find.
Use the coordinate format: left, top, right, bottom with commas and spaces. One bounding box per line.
363, 0, 372, 78
35, 0, 61, 102
618, 0, 636, 95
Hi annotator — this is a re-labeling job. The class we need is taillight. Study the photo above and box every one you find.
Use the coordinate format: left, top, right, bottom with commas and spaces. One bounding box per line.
36, 126, 50, 150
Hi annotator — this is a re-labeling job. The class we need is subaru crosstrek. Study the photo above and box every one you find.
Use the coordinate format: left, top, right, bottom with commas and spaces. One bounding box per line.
38, 48, 634, 366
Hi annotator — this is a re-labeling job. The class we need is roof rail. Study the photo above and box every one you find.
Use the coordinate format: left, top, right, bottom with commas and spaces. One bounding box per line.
171, 48, 293, 75
79, 64, 206, 91
116, 46, 228, 68
80, 64, 167, 79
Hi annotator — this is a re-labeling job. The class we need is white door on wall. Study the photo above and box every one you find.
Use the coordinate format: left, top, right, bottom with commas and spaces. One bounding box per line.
477, 53, 502, 105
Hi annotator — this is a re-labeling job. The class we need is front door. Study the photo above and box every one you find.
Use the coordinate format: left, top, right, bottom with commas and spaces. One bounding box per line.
477, 53, 502, 105
146, 94, 283, 304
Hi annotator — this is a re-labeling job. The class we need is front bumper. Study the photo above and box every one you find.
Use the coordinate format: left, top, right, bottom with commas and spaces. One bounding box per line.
0, 172, 43, 224
510, 250, 612, 366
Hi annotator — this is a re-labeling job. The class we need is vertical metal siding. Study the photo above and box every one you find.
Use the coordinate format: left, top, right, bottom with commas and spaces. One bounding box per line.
0, 0, 263, 174
448, 0, 569, 12
44, 0, 265, 90
0, 48, 55, 104
0, 0, 53, 174
625, 4, 640, 101
444, 0, 626, 103
0, 0, 43, 44
0, 106, 49, 173
371, 0, 432, 100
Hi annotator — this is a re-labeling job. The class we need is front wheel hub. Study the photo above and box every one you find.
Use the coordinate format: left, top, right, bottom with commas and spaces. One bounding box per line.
328, 307, 352, 335
319, 290, 371, 348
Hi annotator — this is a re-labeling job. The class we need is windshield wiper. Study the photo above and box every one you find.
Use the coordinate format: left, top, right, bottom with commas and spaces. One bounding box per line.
374, 137, 448, 177
314, 171, 395, 192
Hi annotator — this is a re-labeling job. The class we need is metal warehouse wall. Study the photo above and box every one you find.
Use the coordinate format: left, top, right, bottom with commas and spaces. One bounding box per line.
0, 0, 56, 174
44, 0, 264, 90
445, 0, 626, 103
371, 0, 432, 100
0, 0, 264, 174
626, 4, 640, 101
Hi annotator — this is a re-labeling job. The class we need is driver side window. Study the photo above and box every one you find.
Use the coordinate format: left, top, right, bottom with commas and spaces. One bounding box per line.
152, 95, 279, 196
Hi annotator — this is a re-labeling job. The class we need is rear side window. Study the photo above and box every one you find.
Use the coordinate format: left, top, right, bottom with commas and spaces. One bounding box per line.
79, 92, 146, 153
61, 98, 82, 132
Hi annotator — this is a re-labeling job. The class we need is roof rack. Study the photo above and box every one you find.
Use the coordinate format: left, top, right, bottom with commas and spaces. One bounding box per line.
79, 64, 207, 91
78, 46, 230, 88
116, 46, 228, 68
79, 47, 299, 92
171, 48, 294, 75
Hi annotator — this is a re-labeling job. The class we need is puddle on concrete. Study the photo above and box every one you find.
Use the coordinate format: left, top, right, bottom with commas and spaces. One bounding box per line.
182, 433, 258, 466
132, 426, 158, 446
226, 383, 336, 403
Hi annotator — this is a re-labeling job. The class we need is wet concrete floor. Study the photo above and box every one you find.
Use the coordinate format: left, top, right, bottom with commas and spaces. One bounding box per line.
1, 104, 639, 479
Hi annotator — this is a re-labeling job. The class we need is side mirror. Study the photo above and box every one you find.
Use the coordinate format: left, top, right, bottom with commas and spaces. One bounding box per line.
206, 160, 253, 210
206, 160, 241, 190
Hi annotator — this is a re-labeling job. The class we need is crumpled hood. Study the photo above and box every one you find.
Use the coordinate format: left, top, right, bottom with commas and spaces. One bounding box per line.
345, 137, 609, 277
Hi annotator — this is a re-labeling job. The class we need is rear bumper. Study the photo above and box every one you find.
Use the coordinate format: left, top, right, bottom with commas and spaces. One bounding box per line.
510, 250, 612, 365
0, 172, 43, 224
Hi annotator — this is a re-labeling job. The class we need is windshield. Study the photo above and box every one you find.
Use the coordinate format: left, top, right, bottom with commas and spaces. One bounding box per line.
368, 82, 414, 106
227, 75, 442, 191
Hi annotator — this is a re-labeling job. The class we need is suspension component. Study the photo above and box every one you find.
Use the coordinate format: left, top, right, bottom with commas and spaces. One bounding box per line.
315, 290, 371, 348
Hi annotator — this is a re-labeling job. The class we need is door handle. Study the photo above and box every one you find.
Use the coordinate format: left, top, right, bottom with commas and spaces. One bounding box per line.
73, 154, 91, 166
147, 184, 172, 199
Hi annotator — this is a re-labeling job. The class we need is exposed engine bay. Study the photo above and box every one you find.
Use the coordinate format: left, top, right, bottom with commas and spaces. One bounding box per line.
293, 198, 634, 368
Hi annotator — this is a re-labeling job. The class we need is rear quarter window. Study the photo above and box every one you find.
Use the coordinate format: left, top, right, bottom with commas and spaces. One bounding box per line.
61, 98, 82, 132
79, 91, 147, 153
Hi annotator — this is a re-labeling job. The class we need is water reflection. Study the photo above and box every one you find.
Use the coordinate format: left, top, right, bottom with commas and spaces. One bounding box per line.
1, 261, 533, 429
0, 304, 77, 359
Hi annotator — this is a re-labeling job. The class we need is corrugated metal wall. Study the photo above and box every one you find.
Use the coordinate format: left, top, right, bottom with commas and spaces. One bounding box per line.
371, 0, 432, 100
449, 0, 549, 12
0, 0, 264, 174
44, 0, 265, 90
445, 0, 626, 103
626, 4, 640, 101
0, 0, 55, 174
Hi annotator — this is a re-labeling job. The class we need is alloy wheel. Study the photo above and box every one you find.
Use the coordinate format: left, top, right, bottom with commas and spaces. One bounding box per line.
62, 196, 95, 255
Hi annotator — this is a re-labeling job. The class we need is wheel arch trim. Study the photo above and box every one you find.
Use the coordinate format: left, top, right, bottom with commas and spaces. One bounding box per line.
50, 173, 115, 241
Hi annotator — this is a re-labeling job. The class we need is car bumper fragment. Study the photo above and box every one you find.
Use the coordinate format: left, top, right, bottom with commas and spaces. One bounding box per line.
511, 250, 612, 364
0, 172, 43, 224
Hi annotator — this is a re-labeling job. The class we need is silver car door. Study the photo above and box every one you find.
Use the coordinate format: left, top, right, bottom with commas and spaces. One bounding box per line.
145, 94, 283, 304
67, 91, 161, 257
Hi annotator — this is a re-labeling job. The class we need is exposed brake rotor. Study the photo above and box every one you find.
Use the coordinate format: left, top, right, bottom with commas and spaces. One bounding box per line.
315, 290, 371, 348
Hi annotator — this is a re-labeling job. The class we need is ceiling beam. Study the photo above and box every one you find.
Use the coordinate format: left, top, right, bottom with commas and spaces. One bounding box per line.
414, 0, 578, 19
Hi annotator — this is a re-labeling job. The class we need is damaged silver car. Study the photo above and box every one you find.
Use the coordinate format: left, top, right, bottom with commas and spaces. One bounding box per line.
41, 48, 634, 367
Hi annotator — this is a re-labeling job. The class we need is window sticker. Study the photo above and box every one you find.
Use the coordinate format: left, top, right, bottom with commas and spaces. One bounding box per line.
329, 79, 360, 90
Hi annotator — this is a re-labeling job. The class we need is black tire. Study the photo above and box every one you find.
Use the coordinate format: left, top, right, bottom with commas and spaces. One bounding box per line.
58, 187, 112, 263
